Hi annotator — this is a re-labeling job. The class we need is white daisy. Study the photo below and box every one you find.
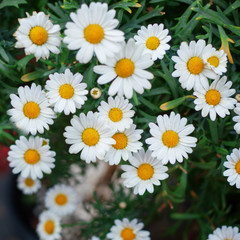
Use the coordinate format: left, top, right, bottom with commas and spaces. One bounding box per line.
146, 111, 197, 164
193, 76, 236, 121
107, 218, 150, 240
98, 96, 135, 132
7, 136, 56, 180
134, 23, 171, 61
17, 175, 41, 195
207, 226, 240, 240
233, 103, 240, 134
105, 124, 143, 165
14, 11, 61, 61
64, 111, 116, 163
7, 83, 56, 135
91, 237, 100, 240
45, 69, 88, 115
37, 210, 61, 240
90, 87, 102, 99
45, 184, 77, 217
172, 39, 217, 91
121, 148, 168, 195
63, 2, 124, 64
93, 38, 154, 99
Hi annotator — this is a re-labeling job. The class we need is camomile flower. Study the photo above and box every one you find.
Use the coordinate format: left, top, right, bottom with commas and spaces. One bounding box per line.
207, 226, 240, 240
134, 23, 171, 61
45, 69, 88, 115
146, 112, 197, 165
7, 136, 56, 180
64, 111, 116, 163
172, 39, 217, 91
193, 76, 236, 121
105, 124, 143, 165
121, 149, 168, 195
107, 218, 150, 240
91, 237, 100, 240
7, 83, 56, 135
37, 210, 61, 240
233, 103, 240, 134
17, 175, 41, 195
45, 184, 77, 217
14, 11, 61, 61
94, 38, 154, 99
90, 87, 102, 99
98, 96, 135, 132
63, 2, 124, 64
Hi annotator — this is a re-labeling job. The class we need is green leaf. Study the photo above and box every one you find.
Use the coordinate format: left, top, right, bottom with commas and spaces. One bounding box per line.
21, 71, 43, 82
0, 0, 27, 9
0, 45, 9, 62
16, 55, 34, 69
171, 213, 202, 220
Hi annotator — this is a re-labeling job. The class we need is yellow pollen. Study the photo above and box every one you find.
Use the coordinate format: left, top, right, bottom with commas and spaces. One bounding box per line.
235, 160, 240, 174
162, 130, 179, 148
29, 26, 48, 45
115, 58, 135, 78
207, 56, 219, 67
84, 24, 104, 44
121, 228, 136, 240
59, 84, 74, 99
55, 193, 68, 206
205, 89, 221, 106
137, 163, 154, 180
146, 36, 160, 50
24, 178, 34, 187
187, 57, 204, 74
44, 220, 55, 234
108, 108, 123, 122
112, 133, 128, 150
82, 128, 100, 146
23, 101, 40, 119
24, 149, 40, 165
92, 90, 98, 95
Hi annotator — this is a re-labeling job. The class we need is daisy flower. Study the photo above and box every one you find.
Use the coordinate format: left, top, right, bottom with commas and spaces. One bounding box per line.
233, 103, 240, 134
94, 38, 154, 99
17, 175, 41, 195
64, 111, 116, 163
172, 39, 217, 90
121, 149, 168, 195
105, 124, 143, 165
107, 218, 150, 240
37, 210, 61, 240
45, 184, 77, 217
7, 136, 56, 180
45, 69, 88, 115
146, 112, 197, 164
98, 96, 135, 132
63, 2, 124, 64
14, 11, 61, 61
134, 23, 171, 61
91, 237, 100, 240
90, 87, 102, 99
193, 76, 236, 121
207, 226, 240, 240
7, 83, 56, 135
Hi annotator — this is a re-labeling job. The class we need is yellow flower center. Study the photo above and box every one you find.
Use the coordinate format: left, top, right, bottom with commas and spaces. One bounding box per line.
146, 36, 160, 50
115, 58, 135, 78
112, 133, 128, 150
235, 160, 240, 174
24, 178, 34, 187
162, 130, 179, 148
137, 163, 154, 180
24, 149, 40, 165
59, 84, 74, 99
82, 128, 100, 146
29, 26, 48, 45
108, 108, 123, 122
205, 89, 221, 106
55, 193, 68, 206
84, 24, 104, 44
44, 220, 55, 235
92, 90, 98, 95
207, 56, 219, 67
187, 57, 204, 74
23, 101, 40, 119
121, 228, 136, 240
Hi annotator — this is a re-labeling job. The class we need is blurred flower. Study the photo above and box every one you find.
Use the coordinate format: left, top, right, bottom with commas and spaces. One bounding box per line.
233, 103, 240, 134
90, 87, 102, 99
207, 225, 240, 240
17, 175, 41, 195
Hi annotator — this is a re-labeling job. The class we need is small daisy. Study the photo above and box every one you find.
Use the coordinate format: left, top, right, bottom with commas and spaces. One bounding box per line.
37, 210, 61, 240
233, 103, 240, 134
90, 87, 102, 99
98, 96, 135, 132
63, 2, 124, 64
134, 23, 171, 61
105, 124, 143, 165
94, 38, 154, 99
172, 39, 217, 90
107, 218, 150, 240
7, 136, 56, 180
17, 175, 41, 195
193, 76, 236, 121
91, 237, 100, 240
45, 184, 77, 217
45, 69, 88, 115
64, 111, 116, 163
121, 149, 168, 195
146, 112, 197, 164
7, 83, 56, 135
207, 226, 240, 240
14, 11, 61, 61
